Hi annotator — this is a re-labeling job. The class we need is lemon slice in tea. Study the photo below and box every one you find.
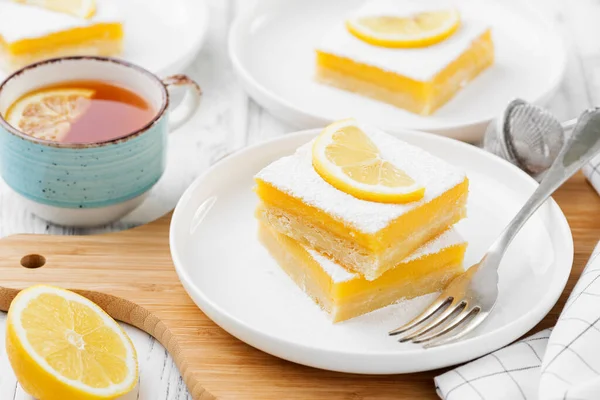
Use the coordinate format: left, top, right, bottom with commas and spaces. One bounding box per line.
5, 88, 95, 142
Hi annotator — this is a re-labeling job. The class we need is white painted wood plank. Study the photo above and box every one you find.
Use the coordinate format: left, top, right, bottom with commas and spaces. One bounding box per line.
246, 99, 295, 145
525, 0, 596, 120
557, 0, 600, 112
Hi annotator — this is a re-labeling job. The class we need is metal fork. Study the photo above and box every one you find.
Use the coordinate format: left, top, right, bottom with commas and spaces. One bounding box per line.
389, 107, 600, 348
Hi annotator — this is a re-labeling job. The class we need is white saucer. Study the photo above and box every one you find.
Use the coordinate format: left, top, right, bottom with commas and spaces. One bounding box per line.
0, 0, 208, 79
169, 128, 573, 374
228, 0, 566, 141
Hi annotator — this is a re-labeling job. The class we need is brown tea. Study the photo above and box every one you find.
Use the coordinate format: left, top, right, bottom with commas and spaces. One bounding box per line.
4, 80, 156, 144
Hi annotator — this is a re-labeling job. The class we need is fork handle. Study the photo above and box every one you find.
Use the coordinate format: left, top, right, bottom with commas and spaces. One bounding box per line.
488, 108, 600, 262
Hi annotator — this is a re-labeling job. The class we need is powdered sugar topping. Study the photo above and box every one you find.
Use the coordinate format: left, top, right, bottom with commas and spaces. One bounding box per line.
255, 123, 466, 233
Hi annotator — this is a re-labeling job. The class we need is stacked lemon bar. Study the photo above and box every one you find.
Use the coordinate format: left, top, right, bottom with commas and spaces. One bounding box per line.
254, 119, 468, 322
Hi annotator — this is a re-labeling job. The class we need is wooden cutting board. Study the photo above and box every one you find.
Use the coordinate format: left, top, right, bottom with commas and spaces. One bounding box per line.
0, 173, 599, 400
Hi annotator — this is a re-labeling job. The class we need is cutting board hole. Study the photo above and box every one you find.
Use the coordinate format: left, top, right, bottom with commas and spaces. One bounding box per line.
21, 254, 46, 269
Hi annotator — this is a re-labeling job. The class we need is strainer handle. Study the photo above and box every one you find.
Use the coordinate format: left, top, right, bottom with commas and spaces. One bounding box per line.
488, 108, 600, 263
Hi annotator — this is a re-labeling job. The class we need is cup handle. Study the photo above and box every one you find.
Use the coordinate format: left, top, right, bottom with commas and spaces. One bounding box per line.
162, 75, 202, 132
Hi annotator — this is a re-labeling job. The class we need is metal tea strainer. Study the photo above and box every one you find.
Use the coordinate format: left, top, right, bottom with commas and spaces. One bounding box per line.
483, 98, 576, 180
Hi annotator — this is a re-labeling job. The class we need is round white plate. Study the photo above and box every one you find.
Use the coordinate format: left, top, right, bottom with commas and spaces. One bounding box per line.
0, 0, 208, 80
228, 0, 566, 141
170, 129, 573, 374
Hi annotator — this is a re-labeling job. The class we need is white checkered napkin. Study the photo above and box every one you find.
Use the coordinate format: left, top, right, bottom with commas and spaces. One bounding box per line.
539, 242, 600, 399
435, 243, 600, 400
583, 153, 600, 196
434, 330, 550, 400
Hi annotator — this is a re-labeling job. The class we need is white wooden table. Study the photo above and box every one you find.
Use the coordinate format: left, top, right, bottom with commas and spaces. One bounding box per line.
0, 0, 597, 398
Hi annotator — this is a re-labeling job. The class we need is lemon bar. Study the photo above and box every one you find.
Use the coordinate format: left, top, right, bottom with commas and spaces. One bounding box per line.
254, 126, 468, 281
315, 1, 494, 115
259, 221, 466, 322
0, 1, 124, 73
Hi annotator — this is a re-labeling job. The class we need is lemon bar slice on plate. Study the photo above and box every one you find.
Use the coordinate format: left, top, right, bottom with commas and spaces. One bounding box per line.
258, 221, 466, 322
0, 1, 123, 73
315, 0, 494, 115
254, 120, 468, 281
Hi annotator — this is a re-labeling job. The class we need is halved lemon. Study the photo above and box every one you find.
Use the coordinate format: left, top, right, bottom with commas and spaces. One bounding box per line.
12, 0, 96, 18
312, 119, 425, 203
346, 9, 460, 48
6, 285, 138, 400
6, 88, 95, 142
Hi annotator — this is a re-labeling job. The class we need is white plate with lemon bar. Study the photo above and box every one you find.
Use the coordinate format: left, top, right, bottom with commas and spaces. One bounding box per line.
169, 122, 572, 374
228, 0, 566, 141
0, 0, 208, 79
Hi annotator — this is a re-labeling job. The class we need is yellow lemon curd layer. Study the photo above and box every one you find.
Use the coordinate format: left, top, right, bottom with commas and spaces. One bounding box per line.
316, 29, 494, 115
258, 222, 466, 322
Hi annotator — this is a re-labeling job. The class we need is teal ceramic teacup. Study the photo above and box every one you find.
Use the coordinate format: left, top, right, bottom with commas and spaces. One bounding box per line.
0, 56, 201, 227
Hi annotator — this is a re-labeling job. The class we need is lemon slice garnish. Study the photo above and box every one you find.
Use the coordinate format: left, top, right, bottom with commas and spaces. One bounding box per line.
6, 285, 138, 400
12, 0, 96, 18
346, 9, 460, 48
312, 119, 425, 203
5, 88, 95, 141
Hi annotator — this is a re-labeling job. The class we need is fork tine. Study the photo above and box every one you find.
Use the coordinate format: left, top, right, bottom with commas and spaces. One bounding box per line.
388, 296, 451, 336
423, 309, 487, 349
397, 301, 466, 343
412, 307, 478, 344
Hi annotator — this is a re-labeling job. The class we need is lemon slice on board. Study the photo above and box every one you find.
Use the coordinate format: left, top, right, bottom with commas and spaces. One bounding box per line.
312, 119, 425, 203
346, 9, 460, 48
12, 0, 96, 18
6, 285, 138, 400
5, 88, 95, 142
